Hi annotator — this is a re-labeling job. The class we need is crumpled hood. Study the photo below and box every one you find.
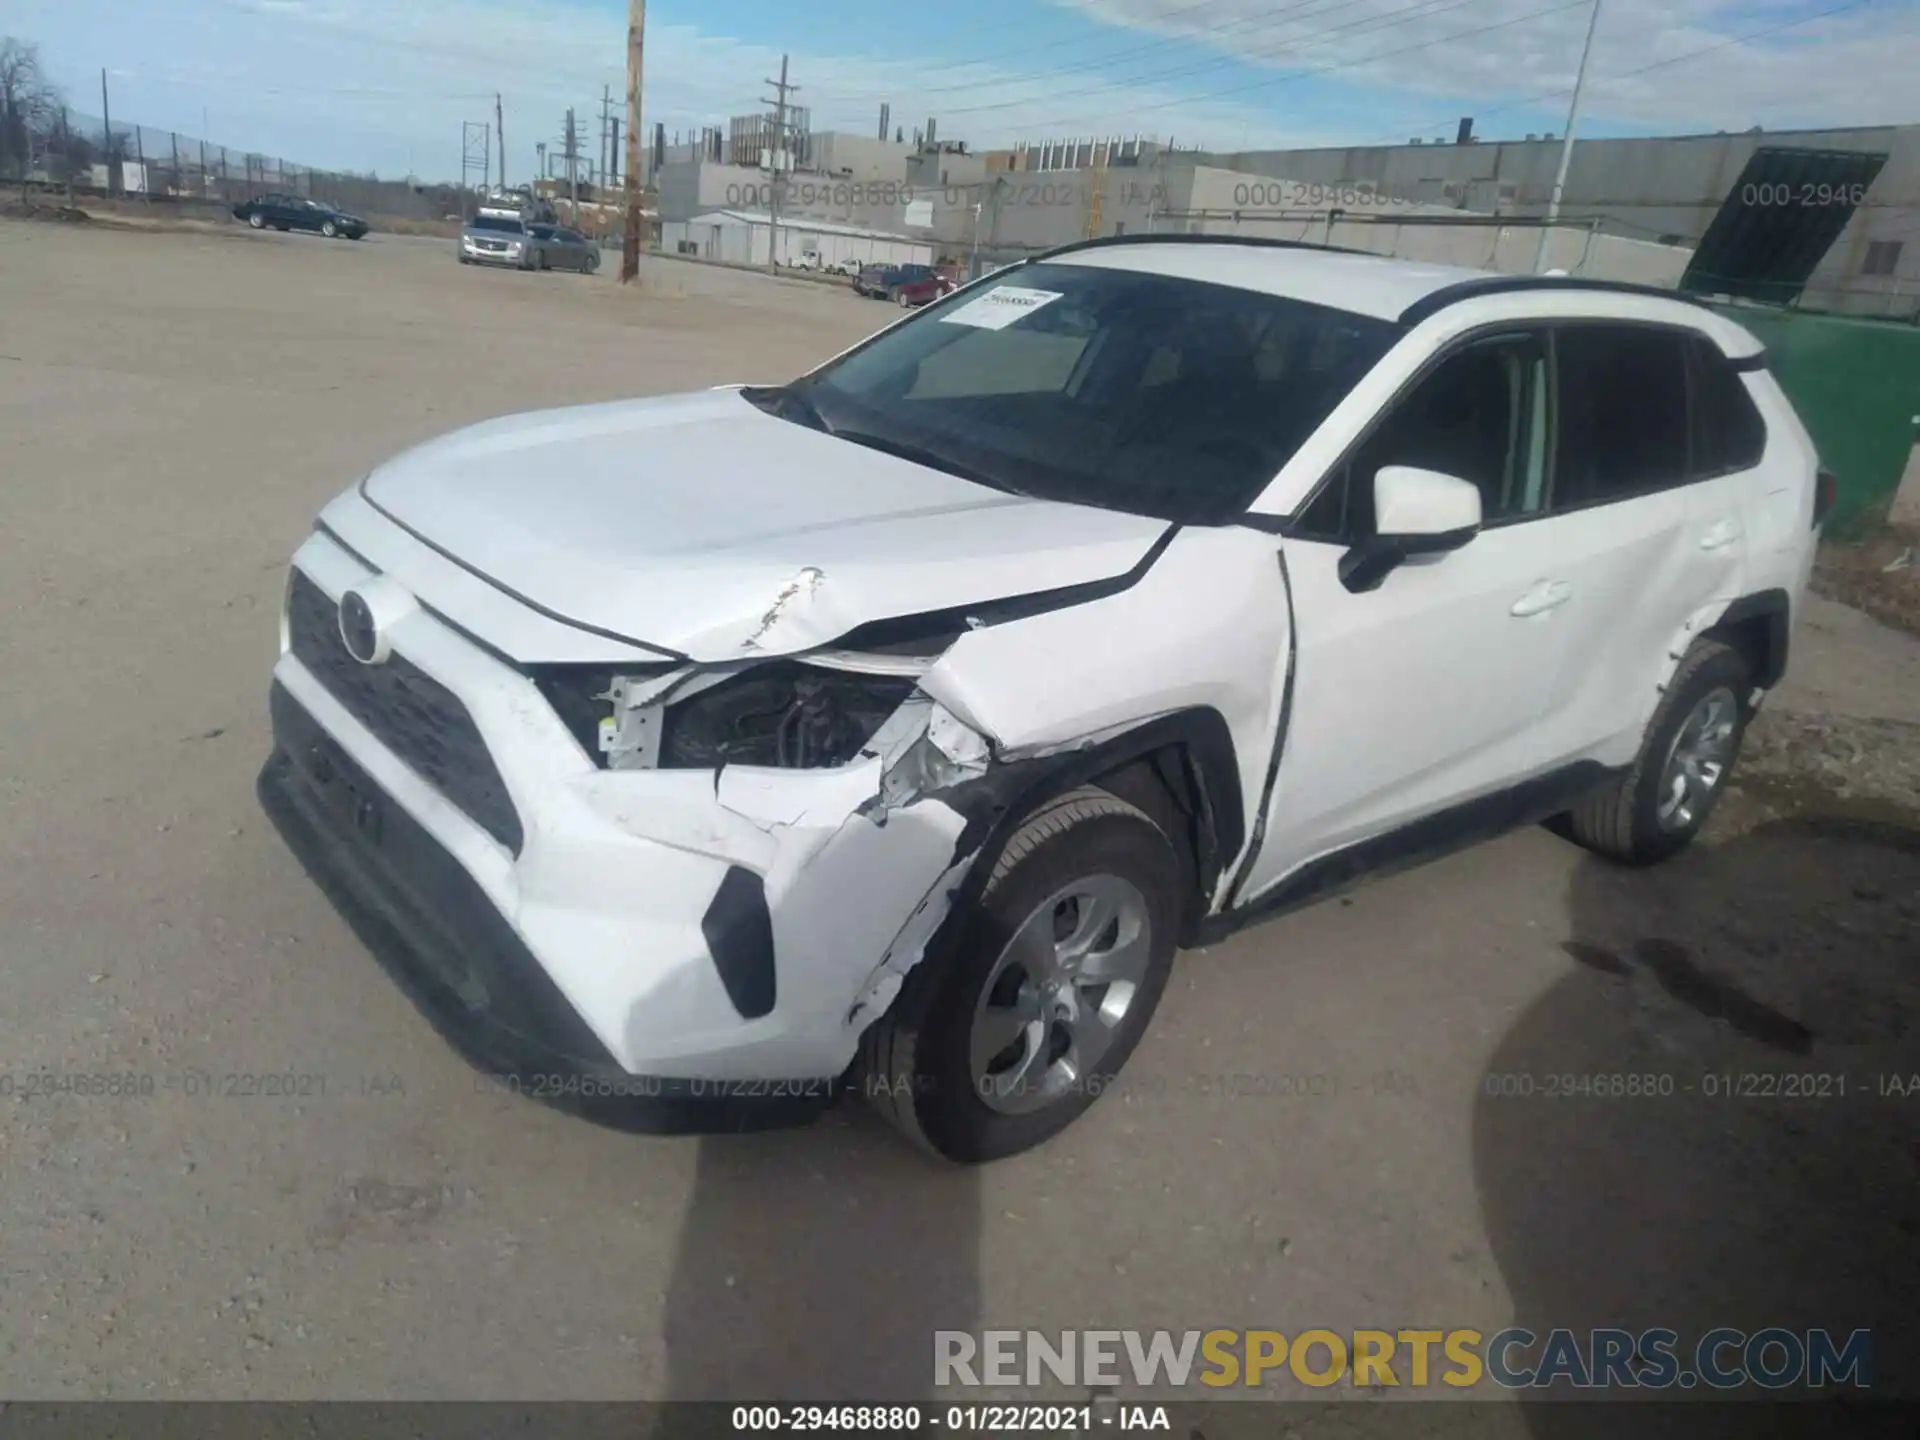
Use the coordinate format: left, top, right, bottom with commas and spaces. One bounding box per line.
353, 389, 1168, 661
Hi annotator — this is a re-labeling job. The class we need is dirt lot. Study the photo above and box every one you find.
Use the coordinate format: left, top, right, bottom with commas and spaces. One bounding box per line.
1, 220, 1916, 1418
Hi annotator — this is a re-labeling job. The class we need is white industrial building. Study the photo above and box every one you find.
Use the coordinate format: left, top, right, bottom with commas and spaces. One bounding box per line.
661, 210, 935, 270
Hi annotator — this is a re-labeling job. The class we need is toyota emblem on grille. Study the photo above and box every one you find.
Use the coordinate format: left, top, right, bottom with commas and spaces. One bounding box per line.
339, 589, 384, 665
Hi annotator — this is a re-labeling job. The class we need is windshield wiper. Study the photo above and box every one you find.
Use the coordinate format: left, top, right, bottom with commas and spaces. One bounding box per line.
829, 428, 1009, 492
742, 384, 832, 434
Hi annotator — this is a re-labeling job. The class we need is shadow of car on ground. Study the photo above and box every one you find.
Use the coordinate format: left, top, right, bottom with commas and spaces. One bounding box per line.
1476, 789, 1920, 1439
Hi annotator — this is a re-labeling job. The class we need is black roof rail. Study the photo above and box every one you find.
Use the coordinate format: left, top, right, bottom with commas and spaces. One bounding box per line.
1031, 232, 1377, 263
1396, 274, 1718, 327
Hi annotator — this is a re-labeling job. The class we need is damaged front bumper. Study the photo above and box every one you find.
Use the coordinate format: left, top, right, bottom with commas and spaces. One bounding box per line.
262, 533, 996, 1121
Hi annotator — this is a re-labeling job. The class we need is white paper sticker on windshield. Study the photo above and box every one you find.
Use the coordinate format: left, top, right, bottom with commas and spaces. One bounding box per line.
939, 285, 1062, 330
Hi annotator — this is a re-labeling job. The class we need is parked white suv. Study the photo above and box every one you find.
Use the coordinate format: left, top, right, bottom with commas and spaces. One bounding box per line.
259, 237, 1831, 1162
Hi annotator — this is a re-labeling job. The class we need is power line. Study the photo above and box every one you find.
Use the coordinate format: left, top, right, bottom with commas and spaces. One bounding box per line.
1012, 0, 1590, 132
1348, 0, 1883, 146
900, 0, 1242, 77
938, 0, 1513, 117
826, 0, 1375, 101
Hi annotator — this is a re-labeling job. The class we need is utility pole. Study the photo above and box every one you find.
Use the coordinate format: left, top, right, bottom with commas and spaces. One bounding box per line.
763, 54, 797, 273
1534, 0, 1603, 273
565, 107, 579, 221
99, 69, 113, 196
621, 0, 646, 283
599, 84, 612, 200
496, 93, 506, 188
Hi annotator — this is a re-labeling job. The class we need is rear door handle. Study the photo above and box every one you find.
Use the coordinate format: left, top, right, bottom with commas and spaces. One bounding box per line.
1699, 519, 1742, 551
1511, 580, 1573, 617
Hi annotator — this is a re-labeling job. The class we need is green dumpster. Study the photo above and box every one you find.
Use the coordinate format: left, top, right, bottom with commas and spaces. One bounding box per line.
1706, 302, 1920, 536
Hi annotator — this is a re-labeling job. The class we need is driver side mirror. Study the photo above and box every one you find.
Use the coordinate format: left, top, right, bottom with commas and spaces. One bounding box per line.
1338, 465, 1483, 593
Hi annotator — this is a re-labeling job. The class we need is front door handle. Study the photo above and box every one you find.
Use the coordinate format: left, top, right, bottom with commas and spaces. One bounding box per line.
1699, 519, 1742, 551
1511, 580, 1573, 617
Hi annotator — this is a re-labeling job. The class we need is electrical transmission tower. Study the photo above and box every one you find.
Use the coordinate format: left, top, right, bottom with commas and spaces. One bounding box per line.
460, 120, 491, 207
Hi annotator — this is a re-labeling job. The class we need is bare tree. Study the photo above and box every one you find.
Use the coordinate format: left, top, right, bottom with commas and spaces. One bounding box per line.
1, 37, 62, 185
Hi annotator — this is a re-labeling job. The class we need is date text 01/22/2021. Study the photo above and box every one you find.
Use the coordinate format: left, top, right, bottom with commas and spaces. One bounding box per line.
729, 1404, 1172, 1433
1480, 1071, 1919, 1099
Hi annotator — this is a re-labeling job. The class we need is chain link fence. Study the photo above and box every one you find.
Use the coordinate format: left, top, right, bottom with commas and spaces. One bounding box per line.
4, 107, 467, 224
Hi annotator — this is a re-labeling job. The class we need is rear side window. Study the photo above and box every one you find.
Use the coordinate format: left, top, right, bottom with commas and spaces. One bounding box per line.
1551, 326, 1690, 509
1688, 338, 1767, 475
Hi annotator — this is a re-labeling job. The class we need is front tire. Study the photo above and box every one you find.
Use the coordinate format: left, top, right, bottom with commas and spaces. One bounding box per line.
1563, 639, 1753, 866
862, 787, 1180, 1163
248, 212, 266, 229
322, 220, 338, 238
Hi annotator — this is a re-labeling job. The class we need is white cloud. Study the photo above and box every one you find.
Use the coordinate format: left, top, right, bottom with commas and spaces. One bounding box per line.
1050, 0, 1920, 136
9, 0, 1915, 179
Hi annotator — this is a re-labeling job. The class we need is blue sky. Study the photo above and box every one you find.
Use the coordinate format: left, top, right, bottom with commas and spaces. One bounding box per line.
7, 0, 1909, 181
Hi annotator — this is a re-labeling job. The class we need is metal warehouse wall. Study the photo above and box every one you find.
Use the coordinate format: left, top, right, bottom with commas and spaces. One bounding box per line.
1191, 127, 1920, 318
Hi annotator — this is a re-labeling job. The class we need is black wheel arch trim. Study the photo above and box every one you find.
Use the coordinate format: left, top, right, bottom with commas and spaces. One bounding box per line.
1708, 587, 1792, 689
920, 706, 1246, 951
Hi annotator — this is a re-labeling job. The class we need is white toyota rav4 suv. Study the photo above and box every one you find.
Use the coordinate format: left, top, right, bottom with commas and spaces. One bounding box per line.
260, 236, 1832, 1161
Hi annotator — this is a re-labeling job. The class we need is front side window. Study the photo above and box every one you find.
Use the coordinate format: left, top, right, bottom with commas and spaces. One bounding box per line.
1296, 332, 1551, 539
774, 262, 1398, 523
1551, 325, 1690, 509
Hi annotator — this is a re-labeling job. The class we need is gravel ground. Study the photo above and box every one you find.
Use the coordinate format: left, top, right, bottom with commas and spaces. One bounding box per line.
0, 219, 1914, 1418
1814, 523, 1920, 641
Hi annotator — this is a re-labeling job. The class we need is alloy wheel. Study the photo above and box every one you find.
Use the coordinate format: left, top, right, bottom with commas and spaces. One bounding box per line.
969, 874, 1153, 1116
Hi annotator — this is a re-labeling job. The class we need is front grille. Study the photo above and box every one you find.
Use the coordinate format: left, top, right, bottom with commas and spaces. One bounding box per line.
285, 569, 524, 854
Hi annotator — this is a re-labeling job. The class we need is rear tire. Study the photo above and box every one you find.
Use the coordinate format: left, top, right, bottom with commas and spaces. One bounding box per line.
1563, 639, 1753, 866
322, 220, 338, 238
861, 787, 1180, 1163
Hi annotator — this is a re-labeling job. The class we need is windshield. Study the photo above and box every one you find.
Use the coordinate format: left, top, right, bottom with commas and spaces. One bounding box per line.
470, 216, 524, 234
778, 262, 1397, 523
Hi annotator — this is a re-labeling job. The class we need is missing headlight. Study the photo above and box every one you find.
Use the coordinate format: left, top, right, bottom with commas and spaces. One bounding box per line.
532, 664, 673, 763
660, 664, 917, 770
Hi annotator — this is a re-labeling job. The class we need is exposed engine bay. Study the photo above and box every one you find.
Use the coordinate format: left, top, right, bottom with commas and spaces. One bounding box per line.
536, 660, 926, 772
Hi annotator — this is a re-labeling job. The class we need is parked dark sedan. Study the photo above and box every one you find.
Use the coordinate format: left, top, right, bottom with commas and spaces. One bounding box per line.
526, 223, 602, 273
233, 193, 369, 239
